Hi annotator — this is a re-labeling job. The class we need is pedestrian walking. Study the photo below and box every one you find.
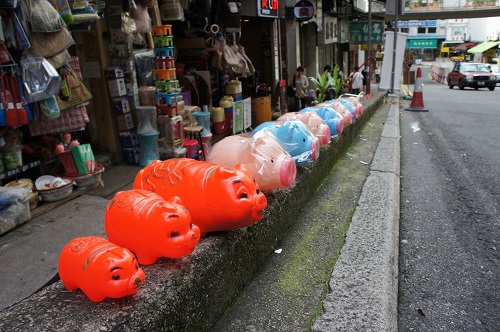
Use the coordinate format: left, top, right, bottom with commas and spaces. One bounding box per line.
374, 67, 381, 83
293, 66, 309, 111
351, 66, 364, 95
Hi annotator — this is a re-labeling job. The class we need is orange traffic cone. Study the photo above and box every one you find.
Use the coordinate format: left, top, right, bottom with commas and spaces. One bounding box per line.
405, 67, 429, 112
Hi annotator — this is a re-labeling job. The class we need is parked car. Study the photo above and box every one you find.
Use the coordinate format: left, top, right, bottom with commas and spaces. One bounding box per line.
490, 65, 500, 86
447, 62, 497, 91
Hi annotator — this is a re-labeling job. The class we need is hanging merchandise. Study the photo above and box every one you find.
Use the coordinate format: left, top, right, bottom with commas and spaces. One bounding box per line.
159, 0, 184, 21
21, 56, 62, 103
55, 65, 92, 111
27, 28, 74, 58
130, 2, 152, 33
46, 0, 74, 25
28, 0, 66, 33
38, 95, 60, 119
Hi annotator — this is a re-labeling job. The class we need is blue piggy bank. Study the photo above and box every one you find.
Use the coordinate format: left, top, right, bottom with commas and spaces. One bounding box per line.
300, 107, 343, 137
253, 120, 319, 165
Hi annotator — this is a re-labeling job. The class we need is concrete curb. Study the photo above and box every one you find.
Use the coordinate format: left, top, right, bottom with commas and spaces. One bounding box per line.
0, 93, 387, 332
312, 96, 400, 331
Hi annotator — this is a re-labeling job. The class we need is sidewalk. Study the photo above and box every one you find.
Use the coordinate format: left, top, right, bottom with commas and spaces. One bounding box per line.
0, 164, 142, 310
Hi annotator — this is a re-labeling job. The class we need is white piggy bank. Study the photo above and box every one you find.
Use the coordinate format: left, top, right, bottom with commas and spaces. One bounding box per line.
207, 129, 297, 192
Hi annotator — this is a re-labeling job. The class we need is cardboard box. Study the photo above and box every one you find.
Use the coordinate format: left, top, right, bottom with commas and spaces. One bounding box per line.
112, 96, 130, 114
122, 147, 140, 164
119, 130, 139, 148
108, 78, 127, 97
105, 66, 125, 79
116, 113, 135, 132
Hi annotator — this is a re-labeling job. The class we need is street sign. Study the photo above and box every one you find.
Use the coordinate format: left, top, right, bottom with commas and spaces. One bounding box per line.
349, 22, 383, 44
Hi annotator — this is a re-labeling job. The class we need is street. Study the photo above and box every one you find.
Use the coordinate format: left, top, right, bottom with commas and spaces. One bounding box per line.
398, 69, 500, 331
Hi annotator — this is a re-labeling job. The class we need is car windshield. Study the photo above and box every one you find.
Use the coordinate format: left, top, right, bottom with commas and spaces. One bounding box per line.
461, 64, 489, 72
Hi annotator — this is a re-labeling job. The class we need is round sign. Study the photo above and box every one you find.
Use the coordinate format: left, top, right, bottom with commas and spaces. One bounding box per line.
294, 0, 314, 22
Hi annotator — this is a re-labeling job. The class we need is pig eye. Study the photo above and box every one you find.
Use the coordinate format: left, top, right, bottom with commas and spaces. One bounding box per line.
270, 158, 274, 164
303, 138, 306, 142
135, 264, 139, 270
170, 231, 180, 238
190, 223, 194, 229
112, 274, 120, 280
256, 189, 261, 195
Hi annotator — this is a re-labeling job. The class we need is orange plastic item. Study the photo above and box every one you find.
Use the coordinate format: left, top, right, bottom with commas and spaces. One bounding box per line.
133, 158, 268, 236
105, 189, 200, 265
58, 236, 146, 302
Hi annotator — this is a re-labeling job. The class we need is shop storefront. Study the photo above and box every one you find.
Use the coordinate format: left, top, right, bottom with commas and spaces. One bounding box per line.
0, 0, 296, 233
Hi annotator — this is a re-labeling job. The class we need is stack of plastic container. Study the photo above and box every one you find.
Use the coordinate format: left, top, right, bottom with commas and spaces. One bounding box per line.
225, 79, 243, 133
135, 106, 159, 166
151, 24, 187, 160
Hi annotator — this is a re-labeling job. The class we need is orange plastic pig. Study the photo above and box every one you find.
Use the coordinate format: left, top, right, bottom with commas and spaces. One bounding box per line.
133, 158, 267, 236
105, 189, 200, 265
58, 236, 146, 302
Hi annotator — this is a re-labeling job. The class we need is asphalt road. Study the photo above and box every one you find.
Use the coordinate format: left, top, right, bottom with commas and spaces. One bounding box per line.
398, 69, 500, 331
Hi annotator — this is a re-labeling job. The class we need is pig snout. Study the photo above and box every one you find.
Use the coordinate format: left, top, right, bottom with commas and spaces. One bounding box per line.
186, 229, 200, 246
130, 276, 144, 289
336, 120, 344, 136
279, 156, 297, 187
253, 193, 267, 219
310, 137, 320, 160
320, 125, 331, 145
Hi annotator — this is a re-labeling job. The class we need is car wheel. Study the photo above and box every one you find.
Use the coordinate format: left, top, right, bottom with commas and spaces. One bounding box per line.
475, 87, 479, 90
448, 82, 453, 89
488, 86, 495, 91
459, 80, 465, 90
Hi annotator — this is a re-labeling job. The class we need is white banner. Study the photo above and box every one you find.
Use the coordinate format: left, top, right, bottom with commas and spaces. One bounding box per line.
380, 31, 408, 91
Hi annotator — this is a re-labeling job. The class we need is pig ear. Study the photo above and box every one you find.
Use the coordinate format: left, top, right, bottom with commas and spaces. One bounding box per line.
168, 196, 183, 206
234, 163, 250, 174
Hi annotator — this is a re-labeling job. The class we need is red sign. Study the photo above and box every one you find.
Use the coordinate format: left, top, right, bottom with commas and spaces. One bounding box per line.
258, 0, 279, 18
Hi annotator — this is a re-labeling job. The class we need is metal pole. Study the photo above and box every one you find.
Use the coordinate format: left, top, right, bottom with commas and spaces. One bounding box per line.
367, 0, 372, 94
390, 1, 399, 94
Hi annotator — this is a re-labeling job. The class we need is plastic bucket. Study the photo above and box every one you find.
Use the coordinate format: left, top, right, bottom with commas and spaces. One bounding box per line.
252, 96, 271, 127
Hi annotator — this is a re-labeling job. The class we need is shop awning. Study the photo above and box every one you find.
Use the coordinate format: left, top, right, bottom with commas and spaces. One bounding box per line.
452, 42, 477, 52
467, 41, 500, 54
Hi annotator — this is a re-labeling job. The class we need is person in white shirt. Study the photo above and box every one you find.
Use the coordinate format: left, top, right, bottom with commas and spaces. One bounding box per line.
374, 67, 381, 83
350, 66, 364, 95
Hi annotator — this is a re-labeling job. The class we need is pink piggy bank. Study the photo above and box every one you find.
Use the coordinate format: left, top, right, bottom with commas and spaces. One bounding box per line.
207, 129, 297, 193
58, 236, 146, 302
133, 158, 267, 236
276, 111, 331, 145
105, 189, 200, 265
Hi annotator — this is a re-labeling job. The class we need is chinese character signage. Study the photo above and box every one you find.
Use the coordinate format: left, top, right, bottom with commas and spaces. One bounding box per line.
349, 22, 384, 44
321, 16, 338, 44
258, 0, 279, 18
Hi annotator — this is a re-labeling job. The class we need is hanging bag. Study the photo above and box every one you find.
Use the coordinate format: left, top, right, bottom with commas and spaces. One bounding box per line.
55, 65, 92, 111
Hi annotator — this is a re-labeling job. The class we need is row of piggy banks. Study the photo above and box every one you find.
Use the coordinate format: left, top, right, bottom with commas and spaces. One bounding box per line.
57, 97, 363, 303
59, 158, 268, 301
207, 97, 363, 193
